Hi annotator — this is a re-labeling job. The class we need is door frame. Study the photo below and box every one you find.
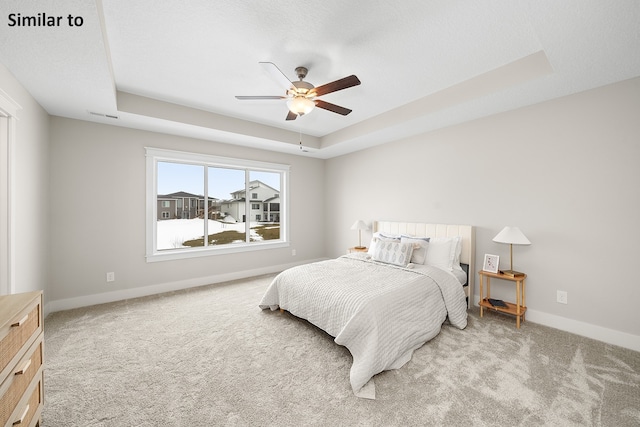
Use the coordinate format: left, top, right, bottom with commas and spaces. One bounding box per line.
0, 87, 21, 295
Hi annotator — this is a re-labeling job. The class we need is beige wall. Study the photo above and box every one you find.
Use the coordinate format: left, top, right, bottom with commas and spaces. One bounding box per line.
48, 117, 325, 305
325, 77, 640, 347
0, 64, 50, 297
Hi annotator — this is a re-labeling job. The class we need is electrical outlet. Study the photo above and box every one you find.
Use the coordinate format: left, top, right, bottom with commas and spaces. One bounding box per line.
557, 290, 568, 304
106, 272, 115, 282
292, 249, 297, 256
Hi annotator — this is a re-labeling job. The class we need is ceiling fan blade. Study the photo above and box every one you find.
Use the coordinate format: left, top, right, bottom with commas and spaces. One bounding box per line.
315, 99, 352, 116
260, 61, 293, 91
312, 75, 361, 97
235, 95, 286, 100
285, 111, 298, 121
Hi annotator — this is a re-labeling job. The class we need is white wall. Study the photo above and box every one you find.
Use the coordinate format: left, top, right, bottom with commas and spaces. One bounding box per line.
48, 117, 325, 309
0, 64, 50, 296
325, 77, 640, 350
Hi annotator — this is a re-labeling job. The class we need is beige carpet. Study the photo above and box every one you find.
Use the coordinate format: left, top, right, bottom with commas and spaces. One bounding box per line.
43, 274, 640, 426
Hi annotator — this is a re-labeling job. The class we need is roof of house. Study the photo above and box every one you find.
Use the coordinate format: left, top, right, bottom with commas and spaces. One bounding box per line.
158, 191, 218, 200
230, 180, 279, 197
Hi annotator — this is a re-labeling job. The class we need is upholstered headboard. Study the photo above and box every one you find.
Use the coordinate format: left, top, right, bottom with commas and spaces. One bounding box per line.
373, 221, 475, 309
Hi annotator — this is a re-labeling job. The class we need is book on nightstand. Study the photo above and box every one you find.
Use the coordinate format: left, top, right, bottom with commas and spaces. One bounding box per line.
488, 298, 508, 308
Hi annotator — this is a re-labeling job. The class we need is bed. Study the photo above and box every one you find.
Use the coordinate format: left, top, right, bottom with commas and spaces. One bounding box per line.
259, 221, 475, 398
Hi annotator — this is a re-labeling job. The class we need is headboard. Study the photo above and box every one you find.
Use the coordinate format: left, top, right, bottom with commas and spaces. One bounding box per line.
373, 221, 475, 309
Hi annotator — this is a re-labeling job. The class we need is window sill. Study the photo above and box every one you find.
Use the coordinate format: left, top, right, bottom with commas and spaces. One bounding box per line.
146, 240, 290, 263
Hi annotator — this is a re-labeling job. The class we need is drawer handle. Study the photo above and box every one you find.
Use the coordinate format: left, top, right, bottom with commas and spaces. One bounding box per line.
12, 404, 29, 425
14, 358, 32, 376
11, 314, 28, 327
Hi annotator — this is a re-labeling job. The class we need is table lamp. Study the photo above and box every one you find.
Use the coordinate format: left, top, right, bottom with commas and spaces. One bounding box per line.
350, 220, 369, 249
492, 226, 531, 277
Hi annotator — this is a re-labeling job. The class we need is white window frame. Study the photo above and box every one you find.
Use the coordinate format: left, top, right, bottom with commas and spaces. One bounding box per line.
146, 147, 290, 262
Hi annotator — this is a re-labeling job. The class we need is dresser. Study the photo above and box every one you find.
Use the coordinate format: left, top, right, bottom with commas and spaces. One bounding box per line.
0, 291, 44, 427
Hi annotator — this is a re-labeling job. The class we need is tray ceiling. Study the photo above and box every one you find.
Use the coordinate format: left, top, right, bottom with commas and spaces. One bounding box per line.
1, 0, 639, 158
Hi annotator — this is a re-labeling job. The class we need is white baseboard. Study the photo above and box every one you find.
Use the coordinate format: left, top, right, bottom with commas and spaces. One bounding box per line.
44, 258, 326, 317
524, 308, 640, 353
471, 295, 640, 352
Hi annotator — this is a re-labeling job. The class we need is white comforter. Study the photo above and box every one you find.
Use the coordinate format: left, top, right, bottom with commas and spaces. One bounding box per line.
258, 253, 468, 396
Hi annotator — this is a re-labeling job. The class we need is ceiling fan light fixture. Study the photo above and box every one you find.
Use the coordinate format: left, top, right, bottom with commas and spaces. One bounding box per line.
287, 96, 315, 115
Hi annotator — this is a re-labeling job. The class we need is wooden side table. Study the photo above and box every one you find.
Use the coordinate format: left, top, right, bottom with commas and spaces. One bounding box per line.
478, 270, 527, 328
347, 246, 368, 254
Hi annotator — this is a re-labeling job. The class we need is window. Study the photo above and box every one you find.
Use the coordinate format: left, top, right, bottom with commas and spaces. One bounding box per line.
146, 148, 289, 262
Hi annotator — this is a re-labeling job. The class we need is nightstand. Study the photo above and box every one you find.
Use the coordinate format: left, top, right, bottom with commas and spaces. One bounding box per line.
478, 270, 527, 328
348, 246, 368, 254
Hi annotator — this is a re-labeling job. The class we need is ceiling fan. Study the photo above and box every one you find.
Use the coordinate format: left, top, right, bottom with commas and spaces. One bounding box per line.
235, 62, 361, 121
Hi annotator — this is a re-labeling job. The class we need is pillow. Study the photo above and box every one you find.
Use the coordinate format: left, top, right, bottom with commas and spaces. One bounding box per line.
368, 232, 401, 255
451, 236, 463, 272
371, 241, 414, 267
400, 236, 430, 264
424, 236, 460, 271
376, 231, 402, 240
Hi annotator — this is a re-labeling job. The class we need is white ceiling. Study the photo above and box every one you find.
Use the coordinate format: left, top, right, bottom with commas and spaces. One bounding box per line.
1, 0, 639, 158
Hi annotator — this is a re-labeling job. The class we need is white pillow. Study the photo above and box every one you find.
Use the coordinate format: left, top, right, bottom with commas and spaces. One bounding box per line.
452, 236, 463, 272
371, 241, 414, 267
424, 236, 460, 271
400, 234, 430, 241
400, 236, 430, 264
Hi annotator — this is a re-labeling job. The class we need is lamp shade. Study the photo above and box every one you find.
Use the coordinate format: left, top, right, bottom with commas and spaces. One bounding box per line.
350, 220, 369, 231
492, 226, 531, 245
350, 220, 369, 249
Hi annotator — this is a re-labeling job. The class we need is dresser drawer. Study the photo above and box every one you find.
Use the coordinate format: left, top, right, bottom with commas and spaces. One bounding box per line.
5, 376, 42, 427
0, 294, 42, 380
0, 334, 43, 427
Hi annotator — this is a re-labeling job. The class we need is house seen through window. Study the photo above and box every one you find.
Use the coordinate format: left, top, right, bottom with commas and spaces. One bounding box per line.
146, 148, 289, 261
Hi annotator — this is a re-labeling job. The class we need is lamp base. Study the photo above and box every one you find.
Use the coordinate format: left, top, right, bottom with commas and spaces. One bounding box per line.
499, 269, 525, 277
354, 246, 366, 249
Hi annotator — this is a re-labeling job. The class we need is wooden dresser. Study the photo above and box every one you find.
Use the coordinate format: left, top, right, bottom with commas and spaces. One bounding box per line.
0, 291, 44, 427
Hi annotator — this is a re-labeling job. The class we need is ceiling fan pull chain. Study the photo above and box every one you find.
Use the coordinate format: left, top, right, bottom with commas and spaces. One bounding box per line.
299, 126, 303, 151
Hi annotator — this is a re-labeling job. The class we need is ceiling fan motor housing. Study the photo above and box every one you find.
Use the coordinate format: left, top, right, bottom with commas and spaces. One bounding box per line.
291, 80, 314, 95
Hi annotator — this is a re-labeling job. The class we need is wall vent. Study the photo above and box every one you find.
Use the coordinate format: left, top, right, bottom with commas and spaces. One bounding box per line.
88, 111, 119, 119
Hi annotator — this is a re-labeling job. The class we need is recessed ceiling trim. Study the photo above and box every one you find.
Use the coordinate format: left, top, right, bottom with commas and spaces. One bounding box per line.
116, 91, 321, 150
321, 51, 554, 151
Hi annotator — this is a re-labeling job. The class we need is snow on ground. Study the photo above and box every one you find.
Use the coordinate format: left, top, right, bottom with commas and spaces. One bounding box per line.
156, 219, 263, 250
